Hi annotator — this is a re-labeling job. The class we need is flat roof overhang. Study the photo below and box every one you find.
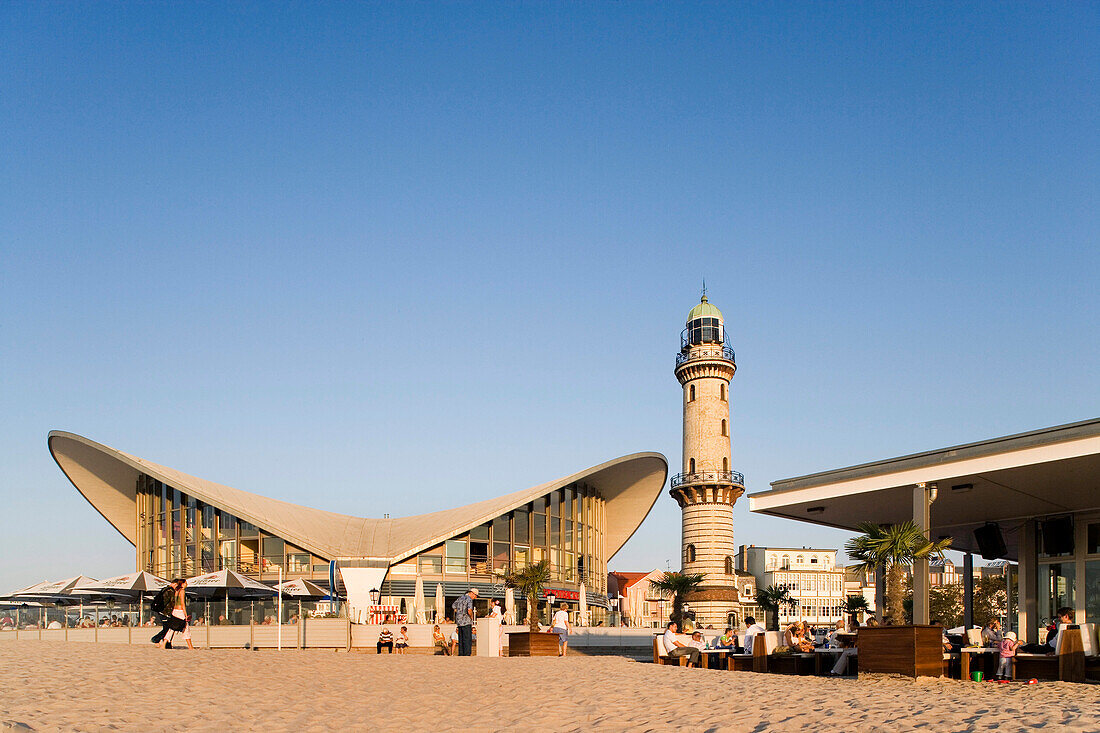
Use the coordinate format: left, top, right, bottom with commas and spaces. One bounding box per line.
748, 418, 1100, 562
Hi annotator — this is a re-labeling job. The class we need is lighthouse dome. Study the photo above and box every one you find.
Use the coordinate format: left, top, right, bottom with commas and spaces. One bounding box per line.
686, 295, 723, 324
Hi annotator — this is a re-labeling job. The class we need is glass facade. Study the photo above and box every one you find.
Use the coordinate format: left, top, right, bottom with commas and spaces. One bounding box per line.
136, 474, 328, 581
385, 482, 610, 609
136, 474, 612, 622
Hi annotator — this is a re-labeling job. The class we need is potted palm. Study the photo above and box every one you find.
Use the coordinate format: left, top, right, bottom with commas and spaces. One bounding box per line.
845, 521, 952, 676
755, 585, 797, 632
504, 560, 558, 656
842, 594, 870, 629
649, 572, 704, 628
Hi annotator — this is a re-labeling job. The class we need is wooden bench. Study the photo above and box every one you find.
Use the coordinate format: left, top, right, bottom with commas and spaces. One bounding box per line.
653, 633, 691, 666
724, 631, 779, 673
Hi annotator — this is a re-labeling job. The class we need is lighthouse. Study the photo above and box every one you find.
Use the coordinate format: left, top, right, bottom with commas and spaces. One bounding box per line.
670, 291, 745, 628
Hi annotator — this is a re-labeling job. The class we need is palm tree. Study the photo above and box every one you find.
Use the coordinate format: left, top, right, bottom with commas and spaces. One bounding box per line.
845, 521, 952, 626
649, 572, 704, 625
505, 560, 552, 632
755, 585, 797, 631
842, 594, 870, 627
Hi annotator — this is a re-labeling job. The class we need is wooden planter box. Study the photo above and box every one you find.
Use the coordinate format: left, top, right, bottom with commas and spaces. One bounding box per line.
857, 625, 943, 677
507, 631, 560, 657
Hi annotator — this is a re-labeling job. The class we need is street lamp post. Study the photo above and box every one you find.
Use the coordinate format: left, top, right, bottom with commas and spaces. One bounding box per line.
546, 592, 556, 627
369, 587, 380, 623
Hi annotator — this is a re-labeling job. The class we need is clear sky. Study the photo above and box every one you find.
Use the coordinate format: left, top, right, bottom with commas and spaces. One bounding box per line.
1, 2, 1097, 592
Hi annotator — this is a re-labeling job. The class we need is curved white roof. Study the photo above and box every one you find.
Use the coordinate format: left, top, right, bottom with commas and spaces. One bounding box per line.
48, 431, 668, 564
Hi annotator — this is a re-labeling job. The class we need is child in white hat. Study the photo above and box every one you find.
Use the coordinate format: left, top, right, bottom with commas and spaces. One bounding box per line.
997, 631, 1020, 679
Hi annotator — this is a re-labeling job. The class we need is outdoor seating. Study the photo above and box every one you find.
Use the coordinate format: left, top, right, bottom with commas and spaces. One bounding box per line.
1016, 624, 1092, 683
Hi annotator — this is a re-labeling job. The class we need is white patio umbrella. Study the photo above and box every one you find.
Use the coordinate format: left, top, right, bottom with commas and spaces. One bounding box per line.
76, 572, 169, 626
186, 570, 277, 626
434, 583, 445, 624
274, 578, 328, 598
578, 583, 588, 627
185, 570, 276, 598
11, 576, 107, 627
504, 587, 515, 625
413, 573, 426, 625
275, 578, 328, 623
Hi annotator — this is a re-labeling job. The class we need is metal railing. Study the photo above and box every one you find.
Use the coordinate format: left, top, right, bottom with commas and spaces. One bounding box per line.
670, 470, 744, 489
675, 344, 735, 367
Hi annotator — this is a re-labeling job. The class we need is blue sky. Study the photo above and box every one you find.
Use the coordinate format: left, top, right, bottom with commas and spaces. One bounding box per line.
1, 2, 1097, 592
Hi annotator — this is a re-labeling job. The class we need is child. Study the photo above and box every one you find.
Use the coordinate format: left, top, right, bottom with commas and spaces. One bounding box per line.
395, 625, 409, 654
997, 631, 1020, 680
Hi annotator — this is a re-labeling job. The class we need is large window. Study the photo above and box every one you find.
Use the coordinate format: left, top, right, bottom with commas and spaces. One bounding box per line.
446, 539, 467, 574
1038, 561, 1075, 627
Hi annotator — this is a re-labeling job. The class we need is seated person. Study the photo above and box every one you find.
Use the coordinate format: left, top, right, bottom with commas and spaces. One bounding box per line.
742, 616, 766, 654
377, 626, 394, 653
689, 631, 707, 650
826, 619, 846, 648
662, 621, 701, 667
1020, 607, 1074, 654
449, 627, 459, 655
785, 621, 815, 652
432, 624, 450, 655
981, 619, 1002, 647
395, 626, 409, 654
714, 627, 738, 651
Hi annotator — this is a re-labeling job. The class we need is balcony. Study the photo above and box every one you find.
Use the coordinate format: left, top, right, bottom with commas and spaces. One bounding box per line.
670, 470, 744, 489
675, 344, 736, 368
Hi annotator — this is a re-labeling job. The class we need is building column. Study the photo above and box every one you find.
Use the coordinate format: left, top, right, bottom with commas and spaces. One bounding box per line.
912, 483, 932, 626
1005, 564, 1015, 634
1018, 521, 1037, 643
963, 552, 974, 629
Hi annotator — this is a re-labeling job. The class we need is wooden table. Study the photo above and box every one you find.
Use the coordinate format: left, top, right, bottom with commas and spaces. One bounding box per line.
699, 649, 731, 669
960, 647, 998, 680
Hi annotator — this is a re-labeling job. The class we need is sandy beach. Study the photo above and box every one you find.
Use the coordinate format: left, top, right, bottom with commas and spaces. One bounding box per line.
2, 641, 1099, 732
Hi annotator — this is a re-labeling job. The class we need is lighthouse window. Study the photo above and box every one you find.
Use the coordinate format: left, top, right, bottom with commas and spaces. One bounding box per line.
685, 544, 696, 564
689, 458, 696, 473
721, 419, 728, 436
725, 556, 733, 574
720, 384, 726, 401
689, 385, 695, 402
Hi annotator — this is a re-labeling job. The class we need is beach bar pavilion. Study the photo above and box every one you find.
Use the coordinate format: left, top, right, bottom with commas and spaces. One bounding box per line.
748, 418, 1100, 643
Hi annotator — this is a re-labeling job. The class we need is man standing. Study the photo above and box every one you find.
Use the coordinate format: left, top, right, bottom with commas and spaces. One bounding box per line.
452, 588, 478, 656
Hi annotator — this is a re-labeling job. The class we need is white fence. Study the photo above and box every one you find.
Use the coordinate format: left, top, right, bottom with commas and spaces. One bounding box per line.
2, 623, 658, 652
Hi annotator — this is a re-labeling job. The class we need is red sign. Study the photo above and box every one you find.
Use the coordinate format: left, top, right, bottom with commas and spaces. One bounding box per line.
541, 589, 579, 601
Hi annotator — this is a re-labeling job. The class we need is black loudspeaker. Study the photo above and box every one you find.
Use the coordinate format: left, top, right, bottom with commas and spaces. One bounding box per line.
1040, 517, 1074, 556
973, 523, 1007, 560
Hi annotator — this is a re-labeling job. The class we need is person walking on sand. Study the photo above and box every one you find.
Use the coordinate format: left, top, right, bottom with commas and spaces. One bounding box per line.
551, 602, 572, 657
161, 579, 193, 649
151, 579, 184, 648
452, 588, 478, 656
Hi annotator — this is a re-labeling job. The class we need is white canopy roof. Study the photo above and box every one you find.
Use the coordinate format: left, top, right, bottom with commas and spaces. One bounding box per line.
749, 418, 1100, 560
49, 431, 667, 566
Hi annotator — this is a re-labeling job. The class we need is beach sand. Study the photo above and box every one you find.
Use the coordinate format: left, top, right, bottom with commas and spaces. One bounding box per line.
1, 641, 1097, 732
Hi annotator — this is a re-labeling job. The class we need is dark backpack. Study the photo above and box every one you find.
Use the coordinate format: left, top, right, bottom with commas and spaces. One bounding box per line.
152, 586, 173, 616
